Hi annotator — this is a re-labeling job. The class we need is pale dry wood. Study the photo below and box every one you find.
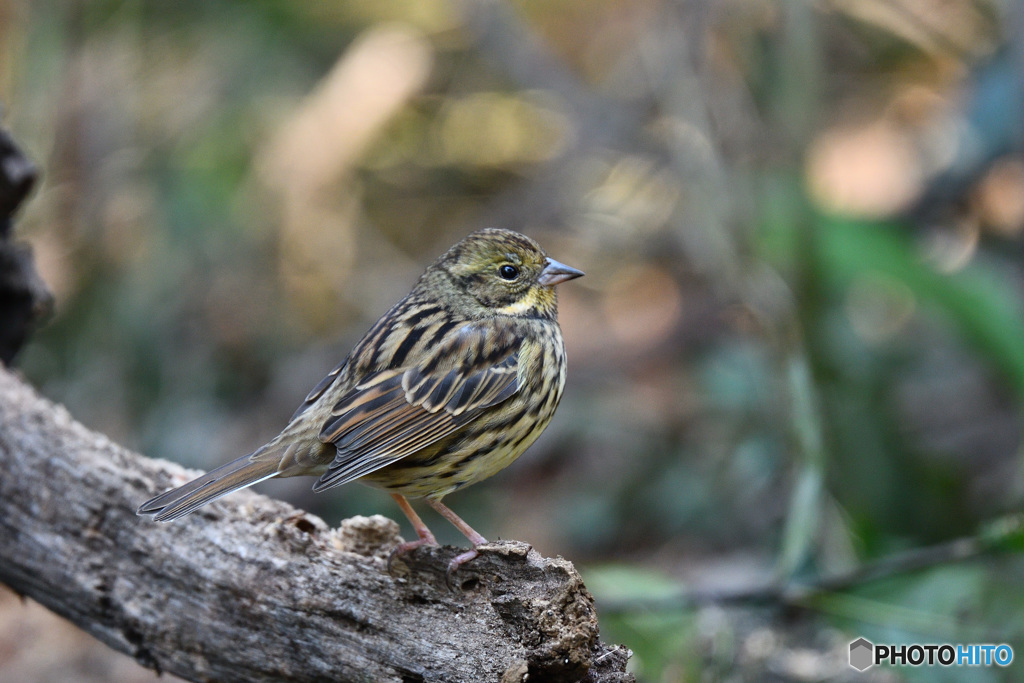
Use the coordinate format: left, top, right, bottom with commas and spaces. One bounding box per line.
0, 366, 632, 682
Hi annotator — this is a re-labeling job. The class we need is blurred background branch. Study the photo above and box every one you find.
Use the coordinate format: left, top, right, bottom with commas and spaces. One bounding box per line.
3, 0, 1024, 680
600, 511, 1024, 612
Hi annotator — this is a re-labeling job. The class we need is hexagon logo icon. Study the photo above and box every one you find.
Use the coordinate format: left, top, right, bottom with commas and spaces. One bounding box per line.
849, 638, 874, 671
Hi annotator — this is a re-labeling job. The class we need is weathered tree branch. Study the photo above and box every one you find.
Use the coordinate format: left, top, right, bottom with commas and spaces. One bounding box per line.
0, 366, 632, 682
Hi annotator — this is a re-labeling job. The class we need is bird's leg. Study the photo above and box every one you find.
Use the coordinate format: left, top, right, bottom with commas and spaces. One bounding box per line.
388, 494, 438, 571
425, 498, 487, 586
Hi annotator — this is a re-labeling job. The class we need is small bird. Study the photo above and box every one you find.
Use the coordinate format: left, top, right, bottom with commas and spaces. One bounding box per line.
139, 228, 583, 578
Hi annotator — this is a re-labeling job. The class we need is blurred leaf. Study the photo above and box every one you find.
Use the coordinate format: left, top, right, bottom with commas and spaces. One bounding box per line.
817, 216, 1024, 398
979, 513, 1024, 553
775, 354, 827, 580
583, 564, 683, 603
584, 566, 695, 681
599, 610, 694, 682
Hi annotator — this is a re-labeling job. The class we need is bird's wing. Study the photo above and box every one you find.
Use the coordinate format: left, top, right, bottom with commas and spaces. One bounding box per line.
290, 357, 348, 422
312, 324, 521, 491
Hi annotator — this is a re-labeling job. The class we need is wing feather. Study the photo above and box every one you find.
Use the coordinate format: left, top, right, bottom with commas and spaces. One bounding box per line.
290, 359, 347, 421
312, 324, 520, 492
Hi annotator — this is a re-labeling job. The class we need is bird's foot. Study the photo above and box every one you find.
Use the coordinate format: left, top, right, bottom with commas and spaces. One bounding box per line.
445, 547, 481, 591
387, 533, 438, 573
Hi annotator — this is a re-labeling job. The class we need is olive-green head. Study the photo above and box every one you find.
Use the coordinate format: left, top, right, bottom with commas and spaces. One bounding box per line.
427, 228, 584, 320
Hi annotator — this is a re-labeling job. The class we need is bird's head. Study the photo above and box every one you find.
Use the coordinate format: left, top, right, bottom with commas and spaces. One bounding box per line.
428, 228, 584, 320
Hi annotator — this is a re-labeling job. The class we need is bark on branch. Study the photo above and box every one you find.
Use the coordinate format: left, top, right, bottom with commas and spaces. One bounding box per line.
0, 367, 631, 682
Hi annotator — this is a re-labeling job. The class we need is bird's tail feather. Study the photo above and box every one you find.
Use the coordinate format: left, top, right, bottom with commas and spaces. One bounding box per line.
137, 453, 280, 522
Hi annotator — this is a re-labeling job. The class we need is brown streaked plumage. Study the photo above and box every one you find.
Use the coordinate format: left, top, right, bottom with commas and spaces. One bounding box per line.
138, 228, 583, 578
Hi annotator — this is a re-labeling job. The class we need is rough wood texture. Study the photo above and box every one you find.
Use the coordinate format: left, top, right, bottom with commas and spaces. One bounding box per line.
0, 367, 632, 682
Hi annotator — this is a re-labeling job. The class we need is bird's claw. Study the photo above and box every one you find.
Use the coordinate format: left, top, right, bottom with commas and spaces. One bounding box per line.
387, 536, 437, 573
444, 548, 480, 591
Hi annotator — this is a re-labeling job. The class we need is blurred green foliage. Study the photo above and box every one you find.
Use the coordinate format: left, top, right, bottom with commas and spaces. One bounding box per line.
5, 0, 1024, 680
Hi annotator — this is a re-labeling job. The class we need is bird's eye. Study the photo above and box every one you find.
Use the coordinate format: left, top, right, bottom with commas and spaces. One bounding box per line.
498, 264, 520, 280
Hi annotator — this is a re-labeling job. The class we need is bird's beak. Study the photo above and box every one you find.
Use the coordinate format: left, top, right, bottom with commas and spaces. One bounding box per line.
538, 258, 585, 286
